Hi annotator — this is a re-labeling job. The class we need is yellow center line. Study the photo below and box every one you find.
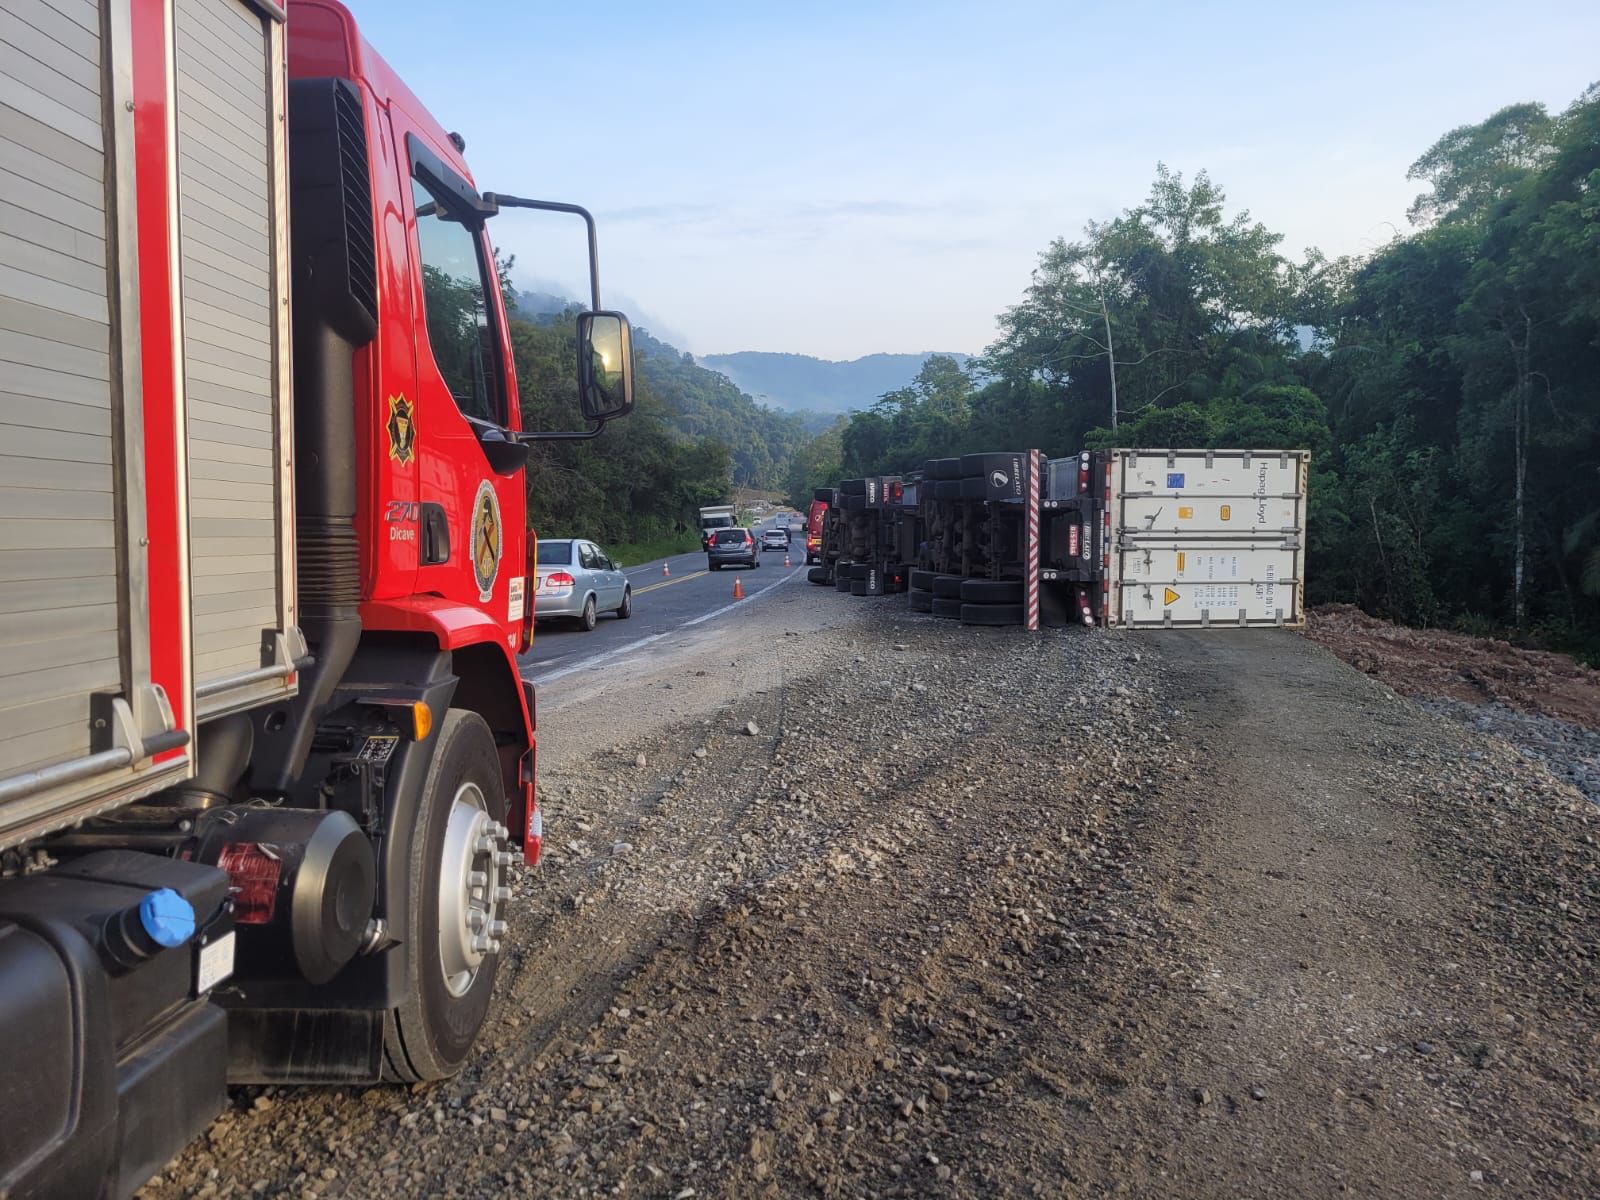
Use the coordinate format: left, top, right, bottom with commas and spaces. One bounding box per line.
634, 570, 708, 595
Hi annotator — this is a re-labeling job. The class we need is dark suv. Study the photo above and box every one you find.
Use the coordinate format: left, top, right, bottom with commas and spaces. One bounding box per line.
707, 527, 759, 570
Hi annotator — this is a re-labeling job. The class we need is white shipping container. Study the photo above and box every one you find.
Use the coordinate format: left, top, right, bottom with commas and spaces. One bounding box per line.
1111, 449, 1306, 538
1109, 539, 1304, 629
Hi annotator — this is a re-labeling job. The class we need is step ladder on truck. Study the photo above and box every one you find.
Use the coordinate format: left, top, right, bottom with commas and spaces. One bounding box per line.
0, 2, 635, 1196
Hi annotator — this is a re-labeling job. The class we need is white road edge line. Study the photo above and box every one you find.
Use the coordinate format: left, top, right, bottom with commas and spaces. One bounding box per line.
528, 565, 805, 685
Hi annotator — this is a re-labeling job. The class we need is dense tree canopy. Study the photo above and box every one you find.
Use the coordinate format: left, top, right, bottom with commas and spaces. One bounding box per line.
812, 84, 1600, 657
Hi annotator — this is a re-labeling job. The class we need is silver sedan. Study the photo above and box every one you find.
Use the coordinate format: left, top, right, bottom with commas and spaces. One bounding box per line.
534, 538, 632, 631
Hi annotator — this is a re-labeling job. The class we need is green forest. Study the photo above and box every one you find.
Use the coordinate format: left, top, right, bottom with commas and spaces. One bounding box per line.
794, 85, 1600, 658
510, 306, 806, 560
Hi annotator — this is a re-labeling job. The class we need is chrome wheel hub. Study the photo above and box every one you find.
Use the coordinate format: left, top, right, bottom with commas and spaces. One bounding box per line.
437, 782, 515, 998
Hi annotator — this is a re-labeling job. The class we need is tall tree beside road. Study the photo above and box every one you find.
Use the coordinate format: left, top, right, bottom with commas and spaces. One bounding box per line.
984, 165, 1302, 430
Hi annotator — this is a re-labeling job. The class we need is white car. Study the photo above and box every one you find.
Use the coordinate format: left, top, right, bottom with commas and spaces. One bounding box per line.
760, 527, 791, 552
534, 539, 632, 630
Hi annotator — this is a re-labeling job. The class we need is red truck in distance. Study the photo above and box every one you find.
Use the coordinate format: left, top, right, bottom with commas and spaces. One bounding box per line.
806, 494, 832, 564
0, 2, 632, 1196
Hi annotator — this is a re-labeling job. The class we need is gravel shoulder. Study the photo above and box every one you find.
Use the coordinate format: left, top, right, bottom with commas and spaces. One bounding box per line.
141, 592, 1598, 1200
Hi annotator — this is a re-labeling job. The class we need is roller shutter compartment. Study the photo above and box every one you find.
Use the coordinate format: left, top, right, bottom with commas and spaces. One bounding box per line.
172, 0, 299, 715
0, 0, 120, 779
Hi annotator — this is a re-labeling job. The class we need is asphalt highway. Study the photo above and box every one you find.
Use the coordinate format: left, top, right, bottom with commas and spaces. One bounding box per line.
519, 514, 809, 684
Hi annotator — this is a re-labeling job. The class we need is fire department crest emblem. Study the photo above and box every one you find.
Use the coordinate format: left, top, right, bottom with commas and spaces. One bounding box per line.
386, 394, 415, 465
471, 481, 501, 601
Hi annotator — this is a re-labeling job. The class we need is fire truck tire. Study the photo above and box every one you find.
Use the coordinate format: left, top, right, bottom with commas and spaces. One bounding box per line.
578, 595, 598, 631
383, 710, 505, 1083
616, 587, 632, 619
850, 580, 868, 596
838, 478, 868, 495
909, 588, 934, 612
925, 457, 962, 480
961, 602, 1025, 626
961, 579, 1023, 604
931, 597, 964, 618
931, 574, 965, 599
909, 569, 937, 591
807, 566, 830, 584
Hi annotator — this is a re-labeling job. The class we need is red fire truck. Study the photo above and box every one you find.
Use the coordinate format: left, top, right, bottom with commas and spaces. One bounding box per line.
0, 1, 632, 1194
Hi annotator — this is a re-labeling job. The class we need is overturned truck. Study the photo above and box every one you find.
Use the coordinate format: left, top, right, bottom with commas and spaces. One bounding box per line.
810, 449, 1308, 631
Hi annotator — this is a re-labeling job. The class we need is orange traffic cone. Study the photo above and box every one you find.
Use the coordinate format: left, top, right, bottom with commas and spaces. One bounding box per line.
733, 576, 745, 600
783, 553, 791, 567
662, 561, 669, 577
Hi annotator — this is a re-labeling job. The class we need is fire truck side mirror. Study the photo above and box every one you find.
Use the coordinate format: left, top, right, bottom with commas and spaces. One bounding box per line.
577, 311, 635, 424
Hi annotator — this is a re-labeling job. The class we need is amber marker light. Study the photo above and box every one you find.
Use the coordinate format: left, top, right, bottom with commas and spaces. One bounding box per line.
411, 702, 433, 741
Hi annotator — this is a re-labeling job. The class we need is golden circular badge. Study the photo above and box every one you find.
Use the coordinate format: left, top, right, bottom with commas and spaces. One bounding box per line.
471, 480, 501, 602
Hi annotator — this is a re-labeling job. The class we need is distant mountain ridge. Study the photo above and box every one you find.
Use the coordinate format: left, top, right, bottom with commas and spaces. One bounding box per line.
699, 351, 972, 415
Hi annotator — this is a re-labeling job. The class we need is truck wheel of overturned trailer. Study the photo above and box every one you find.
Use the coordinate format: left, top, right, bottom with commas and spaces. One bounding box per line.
960, 579, 1023, 604
384, 710, 508, 1083
807, 566, 830, 584
931, 597, 964, 619
960, 602, 1024, 626
931, 574, 965, 599
909, 588, 934, 612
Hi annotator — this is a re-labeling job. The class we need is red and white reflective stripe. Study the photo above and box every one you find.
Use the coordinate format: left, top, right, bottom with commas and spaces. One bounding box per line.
1024, 448, 1041, 631
1101, 459, 1114, 627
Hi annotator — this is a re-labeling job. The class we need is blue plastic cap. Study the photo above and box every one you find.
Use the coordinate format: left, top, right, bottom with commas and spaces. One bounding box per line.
138, 888, 196, 949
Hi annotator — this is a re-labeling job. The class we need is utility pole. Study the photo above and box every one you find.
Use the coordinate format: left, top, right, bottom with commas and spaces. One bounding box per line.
1101, 293, 1118, 432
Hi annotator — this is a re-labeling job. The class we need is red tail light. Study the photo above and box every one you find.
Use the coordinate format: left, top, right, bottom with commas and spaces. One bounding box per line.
546, 571, 575, 589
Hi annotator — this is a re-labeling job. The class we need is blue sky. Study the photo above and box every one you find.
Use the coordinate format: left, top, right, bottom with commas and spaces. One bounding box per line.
344, 0, 1598, 360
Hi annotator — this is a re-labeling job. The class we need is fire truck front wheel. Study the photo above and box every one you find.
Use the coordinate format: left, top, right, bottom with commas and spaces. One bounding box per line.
384, 710, 508, 1083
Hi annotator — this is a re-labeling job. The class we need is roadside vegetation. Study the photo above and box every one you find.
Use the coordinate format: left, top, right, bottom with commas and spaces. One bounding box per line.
510, 311, 805, 553
793, 86, 1600, 659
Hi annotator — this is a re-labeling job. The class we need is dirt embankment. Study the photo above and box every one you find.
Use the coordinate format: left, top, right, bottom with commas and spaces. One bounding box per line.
141, 591, 1598, 1200
1307, 604, 1600, 803
1305, 604, 1600, 726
